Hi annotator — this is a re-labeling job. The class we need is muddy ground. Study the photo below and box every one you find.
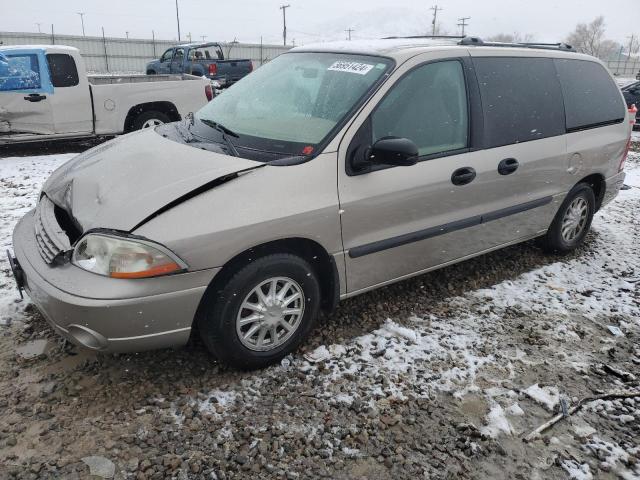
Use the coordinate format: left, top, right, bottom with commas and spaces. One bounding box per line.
0, 141, 638, 479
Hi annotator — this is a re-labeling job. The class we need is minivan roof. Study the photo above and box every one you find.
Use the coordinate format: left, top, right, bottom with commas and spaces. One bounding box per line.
291, 36, 593, 63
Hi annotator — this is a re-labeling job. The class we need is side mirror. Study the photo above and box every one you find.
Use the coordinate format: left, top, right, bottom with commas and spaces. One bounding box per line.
367, 136, 419, 166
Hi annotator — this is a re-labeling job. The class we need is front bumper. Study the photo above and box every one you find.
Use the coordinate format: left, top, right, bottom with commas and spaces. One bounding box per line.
11, 211, 220, 353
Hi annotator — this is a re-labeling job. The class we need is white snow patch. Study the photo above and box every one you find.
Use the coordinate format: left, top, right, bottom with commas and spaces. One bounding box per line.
480, 403, 513, 438
561, 460, 593, 480
523, 384, 560, 411
0, 154, 75, 323
198, 389, 238, 413
506, 403, 525, 416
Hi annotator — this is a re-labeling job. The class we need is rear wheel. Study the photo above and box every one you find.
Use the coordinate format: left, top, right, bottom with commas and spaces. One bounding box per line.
538, 183, 595, 253
132, 110, 170, 130
198, 254, 321, 369
146, 69, 156, 75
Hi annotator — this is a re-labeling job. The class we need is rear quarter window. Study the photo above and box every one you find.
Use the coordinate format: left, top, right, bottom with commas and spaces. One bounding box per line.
473, 57, 565, 148
46, 53, 79, 87
554, 59, 625, 131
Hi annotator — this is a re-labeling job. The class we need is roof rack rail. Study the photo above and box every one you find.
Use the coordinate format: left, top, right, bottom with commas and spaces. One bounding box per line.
458, 36, 575, 52
382, 35, 465, 40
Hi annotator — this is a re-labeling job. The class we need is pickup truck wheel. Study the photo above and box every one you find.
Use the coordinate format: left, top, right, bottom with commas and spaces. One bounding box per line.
198, 253, 321, 370
132, 111, 170, 130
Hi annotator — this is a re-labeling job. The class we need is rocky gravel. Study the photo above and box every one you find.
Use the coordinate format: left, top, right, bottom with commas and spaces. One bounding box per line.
0, 144, 639, 479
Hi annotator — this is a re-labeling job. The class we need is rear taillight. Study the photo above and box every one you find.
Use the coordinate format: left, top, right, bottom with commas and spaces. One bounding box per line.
205, 84, 213, 101
630, 104, 638, 126
249, 61, 254, 72
209, 63, 218, 76
619, 137, 631, 172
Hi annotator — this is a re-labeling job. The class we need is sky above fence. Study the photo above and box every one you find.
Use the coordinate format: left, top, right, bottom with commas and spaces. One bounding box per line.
3, 0, 638, 46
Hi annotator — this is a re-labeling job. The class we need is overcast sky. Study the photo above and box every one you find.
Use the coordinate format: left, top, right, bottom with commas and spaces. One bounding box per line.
3, 0, 638, 46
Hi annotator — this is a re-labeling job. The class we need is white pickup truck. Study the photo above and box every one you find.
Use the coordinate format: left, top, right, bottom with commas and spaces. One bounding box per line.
0, 45, 213, 145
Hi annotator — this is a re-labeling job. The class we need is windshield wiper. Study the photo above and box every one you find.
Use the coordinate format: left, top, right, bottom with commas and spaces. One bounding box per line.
199, 118, 240, 157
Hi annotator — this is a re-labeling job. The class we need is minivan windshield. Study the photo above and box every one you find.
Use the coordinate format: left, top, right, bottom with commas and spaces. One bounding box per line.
196, 52, 392, 156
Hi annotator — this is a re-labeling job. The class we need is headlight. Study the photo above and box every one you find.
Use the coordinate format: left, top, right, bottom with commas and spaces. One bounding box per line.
72, 233, 186, 279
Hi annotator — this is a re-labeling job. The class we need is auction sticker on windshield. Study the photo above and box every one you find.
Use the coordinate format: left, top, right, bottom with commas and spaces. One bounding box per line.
328, 61, 374, 75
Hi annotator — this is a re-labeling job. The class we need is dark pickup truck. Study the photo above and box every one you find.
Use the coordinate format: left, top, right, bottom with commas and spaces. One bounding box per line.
146, 43, 253, 87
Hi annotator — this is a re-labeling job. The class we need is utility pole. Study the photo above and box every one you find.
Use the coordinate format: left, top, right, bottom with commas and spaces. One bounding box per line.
77, 12, 86, 36
345, 28, 355, 41
201, 35, 207, 42
35, 23, 42, 33
628, 34, 637, 55
125, 31, 129, 39
280, 4, 290, 46
457, 17, 470, 36
175, 0, 181, 42
187, 32, 192, 42
430, 5, 442, 36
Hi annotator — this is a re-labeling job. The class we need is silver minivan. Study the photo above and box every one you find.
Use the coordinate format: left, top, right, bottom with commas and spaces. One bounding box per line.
9, 37, 633, 368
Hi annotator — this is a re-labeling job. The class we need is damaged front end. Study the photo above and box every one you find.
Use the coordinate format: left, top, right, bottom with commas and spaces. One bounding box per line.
32, 127, 265, 272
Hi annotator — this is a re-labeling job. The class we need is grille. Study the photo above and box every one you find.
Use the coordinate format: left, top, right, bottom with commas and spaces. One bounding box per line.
34, 196, 71, 264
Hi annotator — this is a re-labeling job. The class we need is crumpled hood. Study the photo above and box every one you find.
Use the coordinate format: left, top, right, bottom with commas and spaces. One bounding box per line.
43, 128, 262, 232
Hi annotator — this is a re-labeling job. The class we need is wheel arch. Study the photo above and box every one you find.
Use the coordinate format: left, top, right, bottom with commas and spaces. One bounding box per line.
576, 173, 606, 211
124, 101, 180, 132
195, 238, 341, 324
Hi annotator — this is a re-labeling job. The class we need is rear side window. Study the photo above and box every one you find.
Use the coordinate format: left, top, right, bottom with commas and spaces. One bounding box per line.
473, 57, 565, 148
46, 54, 79, 87
554, 59, 625, 131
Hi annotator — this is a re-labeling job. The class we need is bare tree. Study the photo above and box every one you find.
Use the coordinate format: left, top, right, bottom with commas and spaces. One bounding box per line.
566, 16, 607, 56
487, 32, 535, 43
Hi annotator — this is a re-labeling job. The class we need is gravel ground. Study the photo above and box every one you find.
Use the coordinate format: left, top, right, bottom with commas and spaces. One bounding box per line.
0, 142, 639, 480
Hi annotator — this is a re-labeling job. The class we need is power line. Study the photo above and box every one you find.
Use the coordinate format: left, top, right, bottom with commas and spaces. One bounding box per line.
280, 4, 291, 46
457, 17, 470, 36
345, 28, 355, 41
77, 12, 86, 36
430, 5, 442, 36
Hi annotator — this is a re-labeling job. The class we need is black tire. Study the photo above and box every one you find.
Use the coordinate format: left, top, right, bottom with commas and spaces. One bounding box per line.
538, 183, 595, 254
146, 70, 156, 75
132, 110, 170, 131
198, 253, 321, 370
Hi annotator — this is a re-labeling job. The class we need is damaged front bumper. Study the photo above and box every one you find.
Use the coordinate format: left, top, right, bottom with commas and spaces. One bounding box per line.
11, 210, 220, 353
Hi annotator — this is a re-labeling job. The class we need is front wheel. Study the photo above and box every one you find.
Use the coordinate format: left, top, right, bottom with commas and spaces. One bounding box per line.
198, 254, 321, 369
538, 183, 595, 254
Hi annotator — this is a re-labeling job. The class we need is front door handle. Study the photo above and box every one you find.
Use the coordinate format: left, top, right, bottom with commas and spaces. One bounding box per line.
498, 158, 519, 175
451, 167, 476, 186
24, 94, 47, 102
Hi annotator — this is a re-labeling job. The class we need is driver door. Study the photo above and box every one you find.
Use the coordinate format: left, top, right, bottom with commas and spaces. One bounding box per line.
156, 49, 173, 74
0, 50, 54, 135
170, 48, 185, 74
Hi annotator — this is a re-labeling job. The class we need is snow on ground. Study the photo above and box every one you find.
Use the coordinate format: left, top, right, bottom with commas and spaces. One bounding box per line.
1, 149, 639, 478
615, 77, 638, 88
0, 154, 75, 324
